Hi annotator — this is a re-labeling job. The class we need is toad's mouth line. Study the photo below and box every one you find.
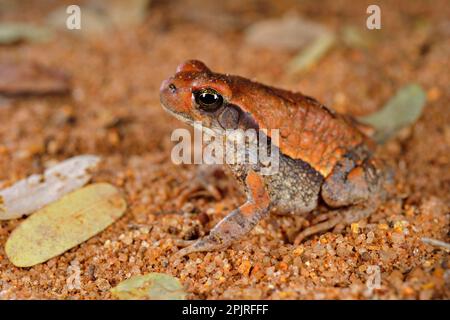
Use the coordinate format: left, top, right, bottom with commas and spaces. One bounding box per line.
161, 104, 277, 144
160, 103, 220, 137
160, 103, 193, 123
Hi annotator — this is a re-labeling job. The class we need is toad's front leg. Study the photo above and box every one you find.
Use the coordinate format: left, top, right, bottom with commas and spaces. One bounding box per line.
173, 170, 270, 259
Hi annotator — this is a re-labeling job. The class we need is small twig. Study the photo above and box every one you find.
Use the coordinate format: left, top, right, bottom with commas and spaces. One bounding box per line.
421, 237, 450, 251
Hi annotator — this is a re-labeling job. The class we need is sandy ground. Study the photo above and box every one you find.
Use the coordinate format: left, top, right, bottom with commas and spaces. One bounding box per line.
0, 0, 449, 299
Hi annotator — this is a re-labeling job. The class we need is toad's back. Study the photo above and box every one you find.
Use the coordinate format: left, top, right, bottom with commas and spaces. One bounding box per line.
224, 75, 371, 177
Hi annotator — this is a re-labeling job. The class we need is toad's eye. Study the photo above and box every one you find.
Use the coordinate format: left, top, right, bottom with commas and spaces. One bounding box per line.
194, 89, 224, 111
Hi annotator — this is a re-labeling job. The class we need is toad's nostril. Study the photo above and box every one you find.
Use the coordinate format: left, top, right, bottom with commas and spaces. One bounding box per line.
168, 83, 177, 93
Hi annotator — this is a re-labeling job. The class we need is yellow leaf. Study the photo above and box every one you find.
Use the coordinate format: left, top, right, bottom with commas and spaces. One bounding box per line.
111, 273, 186, 300
5, 183, 126, 267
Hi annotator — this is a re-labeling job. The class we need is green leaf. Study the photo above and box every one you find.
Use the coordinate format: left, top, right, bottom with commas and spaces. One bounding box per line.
287, 32, 336, 74
358, 84, 427, 143
341, 25, 374, 49
5, 183, 126, 267
0, 23, 53, 44
111, 273, 187, 300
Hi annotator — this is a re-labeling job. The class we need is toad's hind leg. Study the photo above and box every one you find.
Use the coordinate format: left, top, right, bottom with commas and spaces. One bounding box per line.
294, 149, 385, 245
321, 150, 382, 208
294, 201, 377, 244
173, 170, 270, 259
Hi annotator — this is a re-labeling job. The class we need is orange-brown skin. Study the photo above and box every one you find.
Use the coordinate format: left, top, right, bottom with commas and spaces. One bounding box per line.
240, 170, 271, 216
160, 60, 388, 258
161, 61, 372, 177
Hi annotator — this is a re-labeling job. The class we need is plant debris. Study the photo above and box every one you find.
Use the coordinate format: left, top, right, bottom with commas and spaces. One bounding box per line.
287, 32, 336, 74
245, 15, 330, 50
421, 237, 450, 251
0, 62, 71, 97
5, 183, 127, 267
111, 272, 186, 300
0, 23, 53, 44
341, 25, 375, 49
47, 0, 151, 36
0, 0, 448, 300
358, 84, 427, 143
0, 155, 100, 220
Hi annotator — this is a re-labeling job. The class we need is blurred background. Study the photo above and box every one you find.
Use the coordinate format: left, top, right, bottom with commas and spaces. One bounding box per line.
0, 0, 449, 300
0, 0, 448, 159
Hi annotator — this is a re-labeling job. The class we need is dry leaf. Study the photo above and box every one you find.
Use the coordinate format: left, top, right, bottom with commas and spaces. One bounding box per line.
5, 183, 127, 267
105, 0, 151, 26
47, 0, 151, 36
0, 155, 100, 220
341, 25, 376, 49
357, 84, 427, 143
111, 273, 186, 300
0, 62, 70, 97
245, 15, 330, 50
287, 32, 336, 74
0, 23, 53, 44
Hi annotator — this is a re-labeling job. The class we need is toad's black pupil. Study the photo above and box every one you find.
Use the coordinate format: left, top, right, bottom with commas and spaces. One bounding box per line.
195, 89, 223, 111
200, 92, 218, 104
